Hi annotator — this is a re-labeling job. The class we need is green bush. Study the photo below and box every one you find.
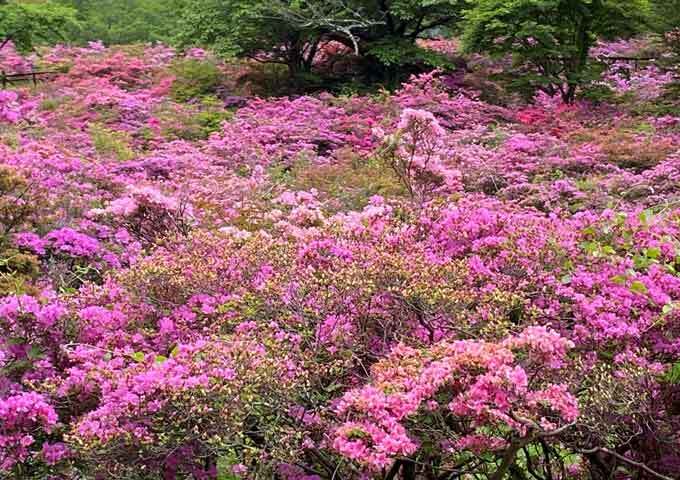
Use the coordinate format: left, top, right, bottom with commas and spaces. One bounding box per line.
160, 98, 233, 141
90, 124, 135, 161
578, 84, 621, 104
0, 248, 40, 296
170, 59, 224, 102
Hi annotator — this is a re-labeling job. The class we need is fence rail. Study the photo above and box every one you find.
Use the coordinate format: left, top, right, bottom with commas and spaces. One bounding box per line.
598, 56, 663, 70
0, 70, 61, 88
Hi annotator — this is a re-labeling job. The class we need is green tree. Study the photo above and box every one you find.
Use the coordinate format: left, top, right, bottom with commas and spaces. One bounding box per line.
463, 0, 652, 103
176, 0, 327, 76
177, 0, 471, 80
57, 0, 180, 45
0, 0, 77, 52
651, 0, 680, 33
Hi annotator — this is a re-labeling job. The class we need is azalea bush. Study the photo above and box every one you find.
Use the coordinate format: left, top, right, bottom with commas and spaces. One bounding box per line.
0, 38, 679, 480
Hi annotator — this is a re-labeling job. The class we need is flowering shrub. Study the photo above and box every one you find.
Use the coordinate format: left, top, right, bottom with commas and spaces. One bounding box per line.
0, 90, 36, 124
62, 330, 304, 478
90, 186, 193, 247
376, 108, 461, 202
0, 39, 679, 480
666, 29, 680, 57
0, 42, 33, 73
333, 328, 577, 470
0, 392, 59, 472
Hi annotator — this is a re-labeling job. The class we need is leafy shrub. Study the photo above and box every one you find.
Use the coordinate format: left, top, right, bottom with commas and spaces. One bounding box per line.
599, 129, 675, 172
376, 108, 462, 203
0, 248, 40, 295
89, 124, 135, 161
170, 58, 224, 102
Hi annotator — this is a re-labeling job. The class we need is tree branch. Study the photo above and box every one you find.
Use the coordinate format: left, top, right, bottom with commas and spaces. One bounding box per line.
577, 448, 674, 480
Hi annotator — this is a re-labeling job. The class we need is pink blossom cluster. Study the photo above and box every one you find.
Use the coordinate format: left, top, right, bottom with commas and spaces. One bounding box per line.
0, 38, 679, 479
333, 328, 577, 469
0, 90, 34, 123
0, 392, 58, 471
208, 95, 376, 166
0, 42, 33, 73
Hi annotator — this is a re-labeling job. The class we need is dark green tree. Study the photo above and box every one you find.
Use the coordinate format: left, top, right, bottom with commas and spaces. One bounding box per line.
0, 0, 77, 52
176, 0, 471, 79
57, 0, 180, 45
176, 0, 328, 76
336, 0, 472, 83
463, 0, 652, 103
651, 0, 680, 33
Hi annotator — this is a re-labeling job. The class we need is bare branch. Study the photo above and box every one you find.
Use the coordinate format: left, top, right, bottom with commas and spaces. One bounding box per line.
577, 447, 674, 480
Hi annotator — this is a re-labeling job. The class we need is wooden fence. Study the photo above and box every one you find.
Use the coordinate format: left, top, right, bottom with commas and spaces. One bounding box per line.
598, 56, 672, 71
0, 70, 60, 88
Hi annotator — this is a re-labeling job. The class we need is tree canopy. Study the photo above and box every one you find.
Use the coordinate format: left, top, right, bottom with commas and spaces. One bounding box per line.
176, 0, 472, 78
463, 0, 652, 103
0, 0, 77, 52
56, 0, 182, 45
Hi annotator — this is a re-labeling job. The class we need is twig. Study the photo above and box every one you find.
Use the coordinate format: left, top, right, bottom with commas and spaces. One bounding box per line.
577, 447, 674, 480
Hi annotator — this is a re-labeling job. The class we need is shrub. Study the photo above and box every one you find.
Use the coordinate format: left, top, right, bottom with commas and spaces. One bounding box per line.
376, 108, 462, 203
89, 124, 135, 161
664, 29, 680, 57
170, 58, 224, 102
599, 129, 674, 172
0, 248, 40, 295
0, 166, 37, 242
90, 186, 193, 247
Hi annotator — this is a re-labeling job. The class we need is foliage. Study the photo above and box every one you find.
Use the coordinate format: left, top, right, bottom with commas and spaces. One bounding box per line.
175, 0, 323, 76
651, 0, 680, 33
177, 0, 471, 80
463, 0, 652, 103
56, 0, 182, 45
1, 38, 680, 480
169, 58, 224, 102
0, 0, 77, 53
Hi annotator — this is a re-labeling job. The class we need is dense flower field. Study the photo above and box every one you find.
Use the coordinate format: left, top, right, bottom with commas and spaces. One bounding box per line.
0, 39, 679, 479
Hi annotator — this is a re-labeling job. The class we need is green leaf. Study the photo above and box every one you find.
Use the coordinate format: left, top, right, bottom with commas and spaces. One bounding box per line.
581, 241, 599, 255
610, 274, 627, 285
645, 247, 661, 260
638, 209, 654, 225
27, 345, 43, 360
630, 281, 648, 295
665, 363, 680, 384
131, 351, 145, 363
155, 355, 168, 364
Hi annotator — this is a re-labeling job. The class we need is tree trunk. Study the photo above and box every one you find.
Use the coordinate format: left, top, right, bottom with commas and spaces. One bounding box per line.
562, 83, 578, 104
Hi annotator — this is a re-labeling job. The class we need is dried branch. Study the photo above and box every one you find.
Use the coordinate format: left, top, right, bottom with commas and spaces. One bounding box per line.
577, 447, 674, 480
